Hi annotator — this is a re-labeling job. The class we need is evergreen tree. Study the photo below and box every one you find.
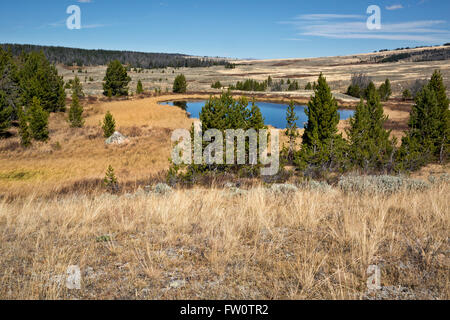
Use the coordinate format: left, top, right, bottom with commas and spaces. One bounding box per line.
0, 48, 20, 123
173, 74, 187, 93
399, 70, 449, 168
284, 101, 299, 161
267, 76, 273, 87
298, 74, 347, 172
68, 90, 84, 128
103, 60, 131, 96
398, 86, 440, 170
347, 83, 396, 172
0, 91, 12, 135
28, 97, 49, 141
378, 79, 392, 101
102, 111, 116, 138
402, 89, 412, 101
136, 79, 144, 94
428, 70, 449, 163
103, 165, 119, 193
69, 76, 84, 98
17, 106, 31, 147
18, 51, 65, 113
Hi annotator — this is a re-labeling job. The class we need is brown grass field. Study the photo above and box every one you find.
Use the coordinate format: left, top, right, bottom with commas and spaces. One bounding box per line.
0, 183, 448, 299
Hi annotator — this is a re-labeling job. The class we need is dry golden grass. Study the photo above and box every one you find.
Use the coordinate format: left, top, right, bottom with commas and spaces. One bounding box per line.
0, 184, 448, 300
0, 95, 198, 197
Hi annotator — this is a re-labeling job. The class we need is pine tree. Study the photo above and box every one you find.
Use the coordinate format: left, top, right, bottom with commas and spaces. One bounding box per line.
17, 106, 31, 147
136, 79, 144, 94
173, 74, 187, 93
347, 83, 396, 172
18, 51, 65, 113
298, 74, 347, 172
398, 85, 441, 170
70, 76, 84, 98
428, 70, 449, 163
0, 91, 12, 135
284, 101, 299, 161
103, 60, 131, 96
28, 97, 49, 142
378, 79, 392, 102
398, 70, 449, 169
103, 165, 119, 193
68, 90, 84, 128
102, 111, 116, 138
402, 89, 412, 101
0, 48, 20, 124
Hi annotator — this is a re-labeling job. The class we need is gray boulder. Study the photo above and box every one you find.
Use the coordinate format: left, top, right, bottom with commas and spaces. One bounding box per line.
105, 131, 129, 145
270, 183, 298, 194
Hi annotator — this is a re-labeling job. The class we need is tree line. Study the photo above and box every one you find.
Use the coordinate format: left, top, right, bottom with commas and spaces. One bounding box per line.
1, 43, 228, 69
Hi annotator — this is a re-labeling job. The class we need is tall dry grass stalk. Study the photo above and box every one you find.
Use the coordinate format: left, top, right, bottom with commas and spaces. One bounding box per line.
0, 184, 448, 300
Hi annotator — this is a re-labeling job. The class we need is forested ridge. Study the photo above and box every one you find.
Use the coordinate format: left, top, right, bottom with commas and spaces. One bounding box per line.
0, 43, 228, 69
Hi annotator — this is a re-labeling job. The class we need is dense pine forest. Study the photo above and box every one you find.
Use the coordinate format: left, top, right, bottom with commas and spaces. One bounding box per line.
0, 43, 228, 69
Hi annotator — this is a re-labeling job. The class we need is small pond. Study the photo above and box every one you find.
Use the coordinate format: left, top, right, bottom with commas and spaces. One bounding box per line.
160, 100, 354, 129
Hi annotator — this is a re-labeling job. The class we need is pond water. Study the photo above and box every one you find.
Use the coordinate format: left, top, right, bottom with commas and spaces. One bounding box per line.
159, 100, 355, 129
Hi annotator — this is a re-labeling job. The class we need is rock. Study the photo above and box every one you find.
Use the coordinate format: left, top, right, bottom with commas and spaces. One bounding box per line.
134, 188, 146, 197
105, 131, 129, 145
66, 265, 81, 290
270, 183, 298, 194
366, 265, 381, 292
169, 280, 186, 289
153, 183, 173, 195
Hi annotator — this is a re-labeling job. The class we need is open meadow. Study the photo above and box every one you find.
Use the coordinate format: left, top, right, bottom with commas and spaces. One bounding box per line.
0, 46, 449, 301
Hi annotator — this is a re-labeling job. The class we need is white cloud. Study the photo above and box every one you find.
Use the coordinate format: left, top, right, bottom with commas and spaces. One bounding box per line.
283, 14, 450, 43
386, 4, 404, 10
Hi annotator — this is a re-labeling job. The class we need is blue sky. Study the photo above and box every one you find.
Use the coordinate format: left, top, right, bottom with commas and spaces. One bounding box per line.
0, 0, 449, 59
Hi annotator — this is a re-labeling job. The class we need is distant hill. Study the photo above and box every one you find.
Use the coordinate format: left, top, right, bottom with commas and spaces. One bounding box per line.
0, 43, 228, 69
371, 46, 450, 64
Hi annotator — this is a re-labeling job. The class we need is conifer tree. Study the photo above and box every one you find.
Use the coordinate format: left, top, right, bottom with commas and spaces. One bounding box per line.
18, 51, 65, 113
298, 74, 347, 172
0, 91, 12, 135
428, 70, 449, 163
284, 101, 299, 161
378, 79, 392, 101
398, 70, 449, 169
103, 165, 119, 193
17, 106, 31, 147
347, 83, 396, 172
398, 86, 440, 170
136, 79, 144, 94
102, 111, 116, 138
402, 89, 412, 101
28, 97, 49, 141
68, 90, 84, 128
70, 76, 84, 98
173, 74, 187, 93
103, 60, 131, 96
0, 48, 20, 125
